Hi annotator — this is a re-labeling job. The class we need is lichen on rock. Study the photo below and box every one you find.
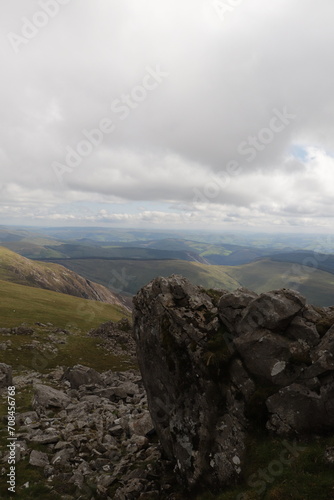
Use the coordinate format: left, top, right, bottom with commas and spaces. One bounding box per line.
133, 275, 334, 492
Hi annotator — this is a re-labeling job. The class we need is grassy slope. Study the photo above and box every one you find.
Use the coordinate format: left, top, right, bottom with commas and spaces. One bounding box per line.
0, 279, 131, 372
0, 246, 76, 285
0, 282, 132, 498
0, 246, 127, 308
1, 240, 65, 259
226, 259, 334, 306
47, 259, 241, 294
47, 257, 334, 306
0, 279, 126, 330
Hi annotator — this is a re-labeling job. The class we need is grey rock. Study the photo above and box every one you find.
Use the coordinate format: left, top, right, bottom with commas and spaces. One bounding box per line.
69, 471, 84, 489
129, 411, 153, 437
237, 289, 306, 335
266, 381, 334, 435
133, 275, 334, 491
29, 450, 49, 467
133, 275, 246, 489
324, 447, 334, 465
97, 473, 116, 494
51, 447, 75, 466
16, 411, 39, 426
109, 425, 123, 437
30, 433, 60, 445
54, 441, 72, 451
114, 478, 145, 499
311, 324, 334, 371
285, 316, 320, 346
218, 288, 258, 332
32, 384, 71, 410
229, 358, 255, 402
16, 440, 29, 459
233, 329, 300, 386
63, 364, 104, 389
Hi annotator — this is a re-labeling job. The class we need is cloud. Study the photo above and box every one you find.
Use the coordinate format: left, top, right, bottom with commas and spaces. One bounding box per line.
1, 0, 334, 230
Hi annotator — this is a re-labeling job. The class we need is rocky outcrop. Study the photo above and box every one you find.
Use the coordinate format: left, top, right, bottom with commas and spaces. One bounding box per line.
133, 275, 334, 491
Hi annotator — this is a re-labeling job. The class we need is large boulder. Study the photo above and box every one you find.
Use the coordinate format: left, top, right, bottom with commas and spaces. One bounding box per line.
133, 276, 334, 491
236, 289, 306, 335
63, 365, 103, 389
32, 384, 71, 411
133, 275, 246, 490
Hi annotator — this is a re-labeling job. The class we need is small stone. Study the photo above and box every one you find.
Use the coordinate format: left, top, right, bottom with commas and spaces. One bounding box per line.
109, 425, 123, 436
29, 450, 49, 467
324, 447, 334, 465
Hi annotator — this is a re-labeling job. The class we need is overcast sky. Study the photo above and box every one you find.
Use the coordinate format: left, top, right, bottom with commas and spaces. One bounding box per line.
1, 0, 334, 232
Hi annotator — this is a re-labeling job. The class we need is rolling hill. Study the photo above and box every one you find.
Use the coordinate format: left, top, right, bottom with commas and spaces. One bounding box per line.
0, 278, 127, 331
47, 257, 334, 306
121, 238, 274, 265
0, 247, 127, 308
0, 228, 293, 266
45, 258, 241, 295
270, 251, 334, 275
0, 278, 133, 376
1, 228, 334, 306
226, 259, 334, 306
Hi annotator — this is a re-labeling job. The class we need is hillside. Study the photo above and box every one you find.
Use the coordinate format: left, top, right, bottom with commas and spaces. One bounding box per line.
46, 257, 334, 306
0, 228, 289, 265
0, 247, 126, 308
122, 237, 274, 265
45, 258, 242, 294
226, 258, 334, 306
0, 277, 133, 371
1, 228, 334, 307
270, 251, 334, 275
0, 279, 127, 331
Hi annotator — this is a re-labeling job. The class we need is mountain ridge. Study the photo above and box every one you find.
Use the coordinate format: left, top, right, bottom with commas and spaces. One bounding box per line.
0, 246, 127, 310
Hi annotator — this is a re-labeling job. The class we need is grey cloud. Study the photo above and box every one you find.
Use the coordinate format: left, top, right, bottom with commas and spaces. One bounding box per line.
1, 0, 334, 229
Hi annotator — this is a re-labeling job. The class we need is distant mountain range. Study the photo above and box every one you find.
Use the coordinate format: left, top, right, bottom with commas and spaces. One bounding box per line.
0, 226, 333, 306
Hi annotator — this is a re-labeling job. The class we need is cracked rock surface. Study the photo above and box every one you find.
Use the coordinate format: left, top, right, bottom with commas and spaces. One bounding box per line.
133, 275, 334, 491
